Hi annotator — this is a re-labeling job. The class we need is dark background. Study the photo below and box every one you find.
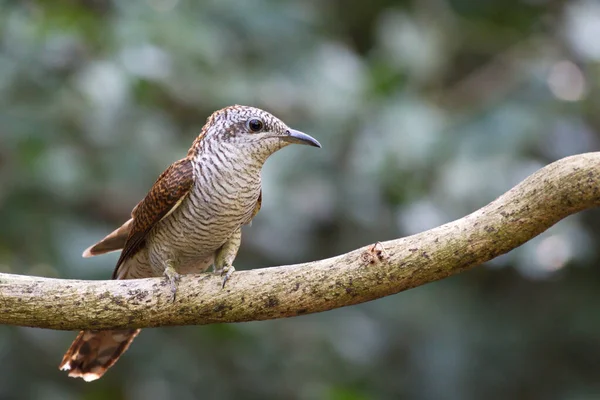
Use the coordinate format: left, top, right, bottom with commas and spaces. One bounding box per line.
1, 0, 600, 399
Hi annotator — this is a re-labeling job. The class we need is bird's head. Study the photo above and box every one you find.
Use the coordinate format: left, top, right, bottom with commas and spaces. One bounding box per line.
189, 105, 321, 163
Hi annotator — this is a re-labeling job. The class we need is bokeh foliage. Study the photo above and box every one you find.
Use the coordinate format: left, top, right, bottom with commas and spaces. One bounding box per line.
1, 0, 600, 399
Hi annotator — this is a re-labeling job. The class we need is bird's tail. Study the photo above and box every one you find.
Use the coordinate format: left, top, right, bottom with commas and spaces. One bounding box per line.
59, 329, 140, 382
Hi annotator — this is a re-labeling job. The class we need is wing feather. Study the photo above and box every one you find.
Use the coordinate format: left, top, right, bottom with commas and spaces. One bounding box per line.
111, 159, 194, 279
82, 218, 133, 258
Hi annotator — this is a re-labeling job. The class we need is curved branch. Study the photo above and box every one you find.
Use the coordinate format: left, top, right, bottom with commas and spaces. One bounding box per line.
1, 153, 599, 330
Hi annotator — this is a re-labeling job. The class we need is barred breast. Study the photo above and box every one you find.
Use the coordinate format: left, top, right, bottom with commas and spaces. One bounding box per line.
145, 143, 262, 276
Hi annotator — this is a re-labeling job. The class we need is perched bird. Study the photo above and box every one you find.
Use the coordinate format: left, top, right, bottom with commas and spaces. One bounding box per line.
59, 105, 321, 381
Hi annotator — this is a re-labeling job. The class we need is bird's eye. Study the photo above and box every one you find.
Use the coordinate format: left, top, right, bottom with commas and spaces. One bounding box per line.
247, 118, 264, 133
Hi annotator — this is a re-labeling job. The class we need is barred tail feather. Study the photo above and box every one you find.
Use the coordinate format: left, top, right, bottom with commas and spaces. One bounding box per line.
59, 329, 140, 382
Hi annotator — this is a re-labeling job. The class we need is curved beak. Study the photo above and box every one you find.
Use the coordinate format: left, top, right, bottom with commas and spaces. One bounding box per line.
282, 129, 321, 148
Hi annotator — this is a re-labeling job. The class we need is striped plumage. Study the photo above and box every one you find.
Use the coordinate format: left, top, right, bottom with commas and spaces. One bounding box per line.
59, 105, 321, 381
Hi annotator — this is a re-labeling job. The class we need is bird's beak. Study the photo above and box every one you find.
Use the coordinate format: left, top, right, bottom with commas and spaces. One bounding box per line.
282, 129, 322, 148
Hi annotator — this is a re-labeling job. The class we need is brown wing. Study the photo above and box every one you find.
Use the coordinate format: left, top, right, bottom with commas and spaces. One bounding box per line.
112, 158, 194, 279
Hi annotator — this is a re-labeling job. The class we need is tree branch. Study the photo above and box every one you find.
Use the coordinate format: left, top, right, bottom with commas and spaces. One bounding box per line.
1, 153, 599, 331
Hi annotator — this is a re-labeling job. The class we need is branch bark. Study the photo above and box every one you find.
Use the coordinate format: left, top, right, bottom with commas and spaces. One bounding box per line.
1, 153, 599, 331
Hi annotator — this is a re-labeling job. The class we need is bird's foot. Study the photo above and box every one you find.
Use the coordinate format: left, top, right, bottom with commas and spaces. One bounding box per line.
213, 263, 236, 288
164, 262, 181, 302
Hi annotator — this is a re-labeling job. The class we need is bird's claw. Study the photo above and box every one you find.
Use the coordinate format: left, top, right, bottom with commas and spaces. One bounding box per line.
214, 264, 235, 288
164, 263, 181, 302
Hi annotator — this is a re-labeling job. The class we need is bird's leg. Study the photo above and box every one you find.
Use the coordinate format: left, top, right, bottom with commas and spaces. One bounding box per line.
213, 228, 242, 288
164, 260, 181, 302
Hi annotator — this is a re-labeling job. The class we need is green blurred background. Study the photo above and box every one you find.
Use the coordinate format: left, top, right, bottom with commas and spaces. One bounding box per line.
1, 0, 600, 399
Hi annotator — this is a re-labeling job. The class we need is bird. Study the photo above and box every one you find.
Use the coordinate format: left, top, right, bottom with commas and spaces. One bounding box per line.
59, 105, 321, 381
